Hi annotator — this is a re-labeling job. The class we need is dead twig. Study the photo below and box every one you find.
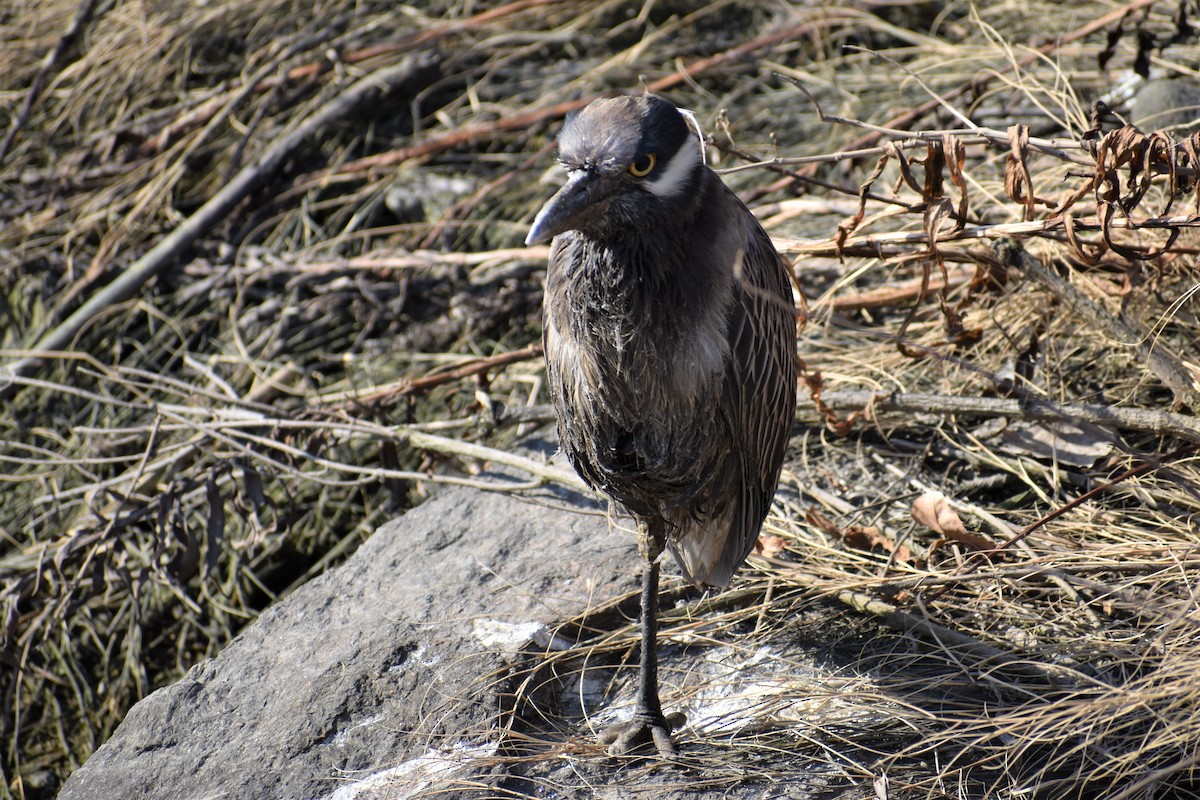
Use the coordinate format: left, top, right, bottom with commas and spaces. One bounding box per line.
0, 0, 105, 165
1, 53, 440, 393
992, 239, 1200, 410
775, 214, 1200, 261
742, 0, 1161, 204
926, 440, 1200, 602
832, 587, 1092, 688
804, 390, 1200, 443
317, 343, 543, 408
815, 268, 976, 312
321, 18, 820, 181
137, 0, 561, 154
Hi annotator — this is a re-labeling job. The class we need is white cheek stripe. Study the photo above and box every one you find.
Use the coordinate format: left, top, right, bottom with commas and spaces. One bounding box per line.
646, 135, 702, 199
678, 108, 707, 165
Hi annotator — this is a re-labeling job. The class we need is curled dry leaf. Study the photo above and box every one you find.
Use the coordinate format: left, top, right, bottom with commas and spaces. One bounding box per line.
911, 490, 967, 537
875, 773, 890, 800
911, 490, 995, 551
843, 524, 916, 566
806, 507, 917, 565
755, 533, 788, 559
804, 508, 840, 536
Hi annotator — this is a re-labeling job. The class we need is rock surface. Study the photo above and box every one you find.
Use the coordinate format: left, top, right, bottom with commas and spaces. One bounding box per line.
55, 474, 625, 799
58, 466, 878, 800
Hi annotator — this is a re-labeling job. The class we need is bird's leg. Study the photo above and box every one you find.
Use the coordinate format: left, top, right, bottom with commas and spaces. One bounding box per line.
599, 519, 685, 757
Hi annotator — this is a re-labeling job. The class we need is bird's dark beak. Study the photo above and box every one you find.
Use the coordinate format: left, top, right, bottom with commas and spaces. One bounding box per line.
525, 170, 605, 246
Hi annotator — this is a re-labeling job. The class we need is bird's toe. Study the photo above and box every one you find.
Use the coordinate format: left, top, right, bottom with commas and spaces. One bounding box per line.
599, 711, 685, 757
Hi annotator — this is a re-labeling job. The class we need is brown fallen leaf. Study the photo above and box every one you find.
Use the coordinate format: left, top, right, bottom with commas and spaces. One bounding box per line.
911, 490, 966, 536
843, 524, 916, 566
911, 490, 996, 551
806, 507, 918, 565
755, 533, 788, 559
804, 508, 840, 536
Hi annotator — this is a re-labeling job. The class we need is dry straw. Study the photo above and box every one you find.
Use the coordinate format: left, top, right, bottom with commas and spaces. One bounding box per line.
2, 0, 1199, 797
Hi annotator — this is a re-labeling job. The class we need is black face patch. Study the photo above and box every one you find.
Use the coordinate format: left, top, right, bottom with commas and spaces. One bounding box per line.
635, 96, 691, 165
556, 95, 691, 174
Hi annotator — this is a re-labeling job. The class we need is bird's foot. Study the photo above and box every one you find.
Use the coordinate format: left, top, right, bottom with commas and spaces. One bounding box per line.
599, 710, 686, 757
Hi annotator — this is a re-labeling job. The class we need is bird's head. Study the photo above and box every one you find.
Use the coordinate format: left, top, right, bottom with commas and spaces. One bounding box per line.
525, 94, 707, 246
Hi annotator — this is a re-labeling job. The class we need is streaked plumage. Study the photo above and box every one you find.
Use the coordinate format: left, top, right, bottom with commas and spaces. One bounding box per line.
527, 94, 797, 755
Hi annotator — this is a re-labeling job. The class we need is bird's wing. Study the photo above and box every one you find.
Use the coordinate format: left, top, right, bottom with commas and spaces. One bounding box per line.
666, 184, 797, 586
704, 194, 798, 585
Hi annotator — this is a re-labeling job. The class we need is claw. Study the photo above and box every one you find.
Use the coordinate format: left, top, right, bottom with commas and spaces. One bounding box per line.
599, 711, 686, 757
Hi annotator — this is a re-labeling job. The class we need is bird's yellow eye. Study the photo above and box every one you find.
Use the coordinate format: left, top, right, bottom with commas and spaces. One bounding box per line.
628, 153, 656, 177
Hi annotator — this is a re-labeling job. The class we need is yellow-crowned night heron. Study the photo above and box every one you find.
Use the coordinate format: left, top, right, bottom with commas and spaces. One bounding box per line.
526, 94, 797, 756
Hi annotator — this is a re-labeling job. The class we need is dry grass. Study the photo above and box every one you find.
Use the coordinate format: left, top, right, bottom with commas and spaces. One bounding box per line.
2, 0, 1199, 798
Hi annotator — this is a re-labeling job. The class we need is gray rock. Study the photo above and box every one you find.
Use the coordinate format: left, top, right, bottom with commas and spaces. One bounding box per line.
1131, 79, 1200, 133
384, 172, 476, 223
57, 472, 873, 799
57, 479, 641, 800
